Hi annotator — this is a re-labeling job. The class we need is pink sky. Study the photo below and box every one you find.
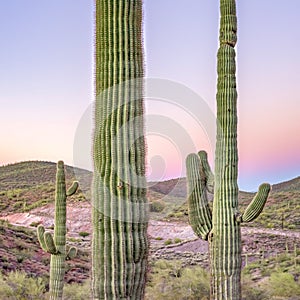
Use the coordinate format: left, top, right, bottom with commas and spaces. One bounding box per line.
0, 0, 299, 191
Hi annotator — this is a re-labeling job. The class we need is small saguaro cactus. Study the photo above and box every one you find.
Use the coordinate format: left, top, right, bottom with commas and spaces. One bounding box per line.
186, 0, 271, 299
37, 161, 78, 300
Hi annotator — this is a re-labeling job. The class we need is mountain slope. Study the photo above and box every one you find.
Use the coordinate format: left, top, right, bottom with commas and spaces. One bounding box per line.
0, 161, 92, 215
0, 161, 299, 288
0, 161, 299, 230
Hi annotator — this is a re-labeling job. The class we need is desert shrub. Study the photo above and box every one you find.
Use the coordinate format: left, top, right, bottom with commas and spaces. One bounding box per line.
16, 255, 26, 263
79, 231, 89, 237
164, 239, 173, 246
0, 271, 46, 299
241, 274, 269, 300
243, 261, 261, 275
68, 237, 81, 243
25, 199, 51, 211
276, 253, 291, 264
13, 201, 24, 210
30, 221, 41, 227
267, 271, 300, 298
41, 256, 50, 266
174, 237, 182, 244
0, 274, 11, 297
173, 212, 184, 218
63, 280, 90, 299
150, 200, 166, 213
0, 202, 8, 210
145, 260, 209, 300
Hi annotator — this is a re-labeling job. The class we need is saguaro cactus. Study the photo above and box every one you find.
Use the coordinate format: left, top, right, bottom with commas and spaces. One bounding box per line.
186, 1, 270, 299
92, 1, 148, 299
37, 161, 78, 300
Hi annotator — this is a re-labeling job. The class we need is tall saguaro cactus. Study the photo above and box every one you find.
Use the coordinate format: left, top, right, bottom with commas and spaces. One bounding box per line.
92, 1, 148, 299
186, 1, 270, 299
37, 161, 78, 300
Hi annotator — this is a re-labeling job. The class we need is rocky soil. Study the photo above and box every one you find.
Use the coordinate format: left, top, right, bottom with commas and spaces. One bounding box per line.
1, 203, 299, 271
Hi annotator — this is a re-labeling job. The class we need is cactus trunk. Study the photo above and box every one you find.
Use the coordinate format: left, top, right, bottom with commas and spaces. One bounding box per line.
37, 161, 78, 300
186, 0, 270, 299
211, 0, 240, 298
49, 162, 67, 299
92, 1, 148, 299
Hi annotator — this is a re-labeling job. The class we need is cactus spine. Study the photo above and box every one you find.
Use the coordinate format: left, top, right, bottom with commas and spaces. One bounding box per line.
186, 1, 270, 299
37, 161, 78, 300
92, 1, 148, 299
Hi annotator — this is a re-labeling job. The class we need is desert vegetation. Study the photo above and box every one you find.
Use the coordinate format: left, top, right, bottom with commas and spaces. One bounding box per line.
0, 0, 299, 299
0, 253, 299, 299
0, 162, 299, 299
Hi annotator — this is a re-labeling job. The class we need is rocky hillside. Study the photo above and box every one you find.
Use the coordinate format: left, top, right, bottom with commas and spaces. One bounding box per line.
0, 161, 299, 229
0, 161, 299, 285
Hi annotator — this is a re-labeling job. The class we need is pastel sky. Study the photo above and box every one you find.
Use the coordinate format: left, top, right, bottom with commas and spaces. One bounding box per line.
0, 0, 299, 192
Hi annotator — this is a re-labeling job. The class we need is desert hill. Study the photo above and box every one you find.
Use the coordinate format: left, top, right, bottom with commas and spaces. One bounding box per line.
0, 161, 299, 288
0, 161, 299, 229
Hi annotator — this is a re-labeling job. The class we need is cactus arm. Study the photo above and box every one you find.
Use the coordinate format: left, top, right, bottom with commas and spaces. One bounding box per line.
66, 181, 79, 196
241, 183, 271, 223
66, 246, 77, 260
37, 225, 48, 252
186, 153, 212, 240
44, 232, 58, 254
37, 225, 58, 254
198, 151, 214, 194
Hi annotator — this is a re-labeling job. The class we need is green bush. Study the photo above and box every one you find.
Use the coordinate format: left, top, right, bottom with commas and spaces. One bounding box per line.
13, 201, 24, 210
241, 274, 269, 300
150, 200, 166, 213
68, 237, 81, 243
30, 221, 41, 227
25, 199, 51, 211
78, 231, 89, 237
0, 271, 46, 299
164, 239, 173, 246
268, 271, 300, 297
173, 212, 184, 218
16, 255, 26, 263
174, 238, 182, 244
145, 260, 209, 300
63, 280, 90, 299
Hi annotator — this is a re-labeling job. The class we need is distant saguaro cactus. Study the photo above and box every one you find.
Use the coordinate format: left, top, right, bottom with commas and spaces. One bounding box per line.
92, 0, 148, 299
37, 161, 78, 300
186, 1, 270, 299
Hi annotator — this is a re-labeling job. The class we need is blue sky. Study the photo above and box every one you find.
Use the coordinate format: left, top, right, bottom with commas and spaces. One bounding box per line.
0, 0, 299, 191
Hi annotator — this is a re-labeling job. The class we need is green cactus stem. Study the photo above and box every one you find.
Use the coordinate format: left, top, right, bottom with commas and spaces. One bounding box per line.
186, 0, 271, 298
240, 183, 271, 223
66, 246, 77, 260
198, 151, 214, 194
37, 161, 78, 300
92, 1, 148, 299
186, 153, 212, 240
